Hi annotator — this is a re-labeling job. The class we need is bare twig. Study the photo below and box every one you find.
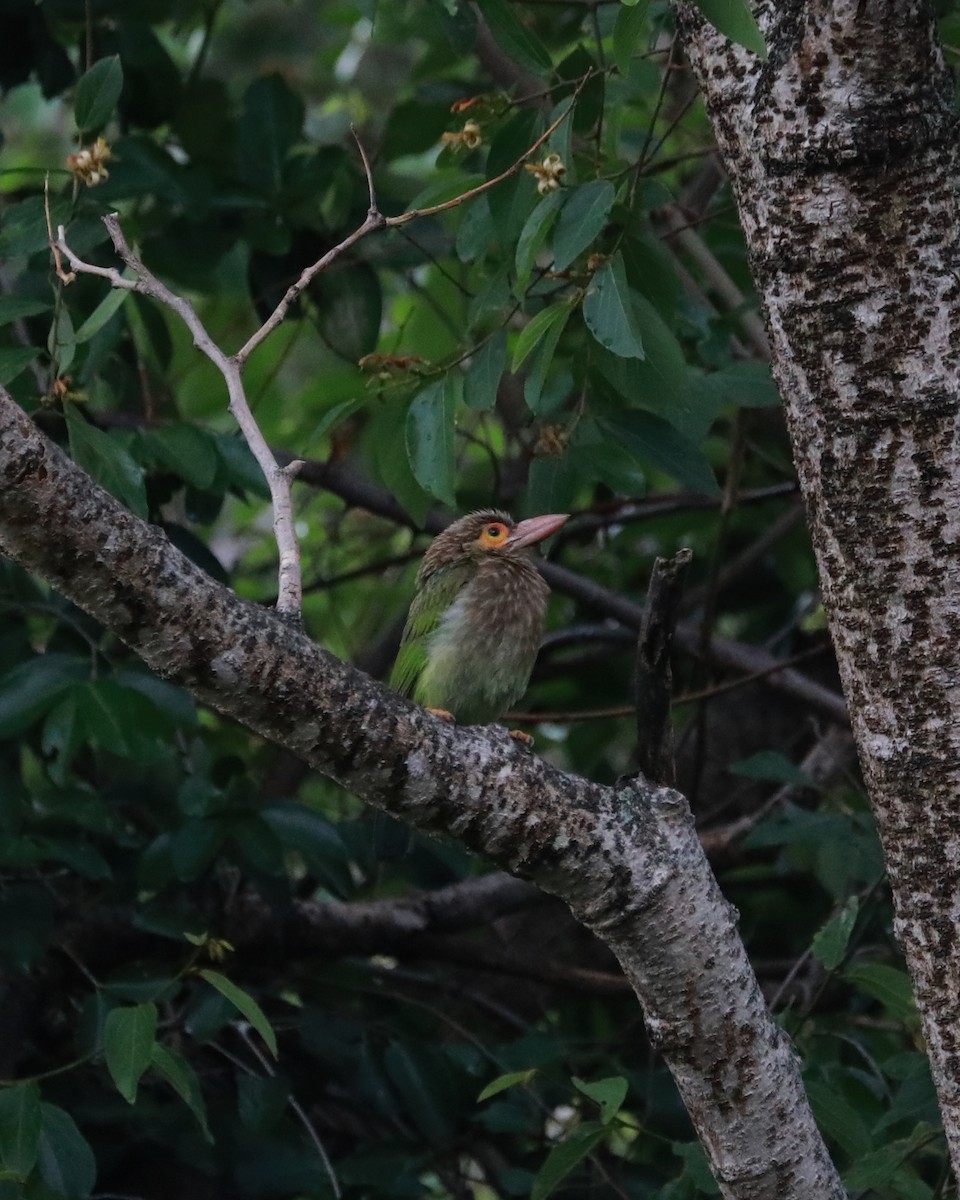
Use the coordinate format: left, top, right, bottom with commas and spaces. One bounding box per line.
385, 75, 588, 228
56, 216, 306, 618
234, 211, 386, 366
51, 86, 587, 619
634, 548, 692, 784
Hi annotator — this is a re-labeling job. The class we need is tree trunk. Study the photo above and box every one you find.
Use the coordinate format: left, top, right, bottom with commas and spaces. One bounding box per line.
677, 0, 960, 1167
0, 386, 843, 1196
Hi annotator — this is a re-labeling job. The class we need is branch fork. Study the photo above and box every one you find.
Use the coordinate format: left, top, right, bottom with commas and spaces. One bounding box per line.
48, 102, 584, 620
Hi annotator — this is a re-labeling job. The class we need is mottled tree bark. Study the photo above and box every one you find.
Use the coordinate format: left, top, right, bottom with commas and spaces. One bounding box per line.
0, 387, 842, 1196
677, 0, 960, 1167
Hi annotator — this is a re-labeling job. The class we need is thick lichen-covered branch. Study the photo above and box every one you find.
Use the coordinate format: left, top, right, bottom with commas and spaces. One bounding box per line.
0, 385, 841, 1198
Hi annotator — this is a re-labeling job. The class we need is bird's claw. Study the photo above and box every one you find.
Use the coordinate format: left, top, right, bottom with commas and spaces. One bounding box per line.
508, 728, 535, 748
426, 707, 456, 723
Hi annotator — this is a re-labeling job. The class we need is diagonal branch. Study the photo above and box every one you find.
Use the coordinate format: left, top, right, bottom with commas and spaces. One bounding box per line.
0, 384, 843, 1199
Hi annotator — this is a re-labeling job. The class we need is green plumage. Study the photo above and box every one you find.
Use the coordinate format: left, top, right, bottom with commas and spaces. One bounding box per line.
390, 510, 567, 724
390, 562, 473, 699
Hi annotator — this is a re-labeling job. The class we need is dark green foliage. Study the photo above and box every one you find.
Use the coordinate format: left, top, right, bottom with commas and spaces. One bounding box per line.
0, 0, 951, 1196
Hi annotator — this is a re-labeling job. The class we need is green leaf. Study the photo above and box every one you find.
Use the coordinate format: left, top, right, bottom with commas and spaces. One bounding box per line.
369, 400, 431, 526
845, 963, 918, 1022
405, 377, 458, 508
729, 750, 811, 786
804, 1079, 873, 1160
516, 190, 565, 293
237, 1074, 289, 1131
383, 1040, 456, 1146
37, 1104, 96, 1198
74, 55, 123, 134
613, 1, 651, 77
487, 110, 541, 243
0, 886, 55, 972
172, 818, 225, 881
237, 74, 304, 193
150, 1044, 213, 1141
597, 411, 720, 496
527, 453, 581, 514
475, 0, 552, 73
583, 253, 645, 359
572, 1076, 628, 1125
315, 263, 382, 361
592, 311, 706, 439
0, 654, 89, 738
0, 196, 71, 258
456, 197, 495, 264
306, 398, 365, 448
213, 433, 270, 498
531, 1122, 606, 1200
553, 180, 615, 271
841, 1131, 933, 1193
693, 0, 767, 58
0, 347, 40, 387
671, 1141, 721, 1194
811, 897, 860, 970
464, 332, 506, 411
65, 405, 148, 517
141, 425, 220, 490
78, 678, 173, 761
0, 1083, 41, 1178
103, 1002, 158, 1104
47, 306, 75, 375
524, 304, 571, 413
0, 297, 52, 324
198, 969, 278, 1057
72, 275, 135, 343
478, 1069, 537, 1102
512, 303, 571, 372
698, 360, 781, 409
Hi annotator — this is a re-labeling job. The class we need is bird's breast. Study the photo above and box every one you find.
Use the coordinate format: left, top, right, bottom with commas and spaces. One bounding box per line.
418, 559, 550, 721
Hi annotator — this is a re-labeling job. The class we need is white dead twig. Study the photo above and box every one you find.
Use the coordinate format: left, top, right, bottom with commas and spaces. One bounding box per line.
55, 214, 307, 619
52, 88, 585, 620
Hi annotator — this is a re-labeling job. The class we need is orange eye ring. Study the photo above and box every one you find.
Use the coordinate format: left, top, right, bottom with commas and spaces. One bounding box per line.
478, 522, 510, 548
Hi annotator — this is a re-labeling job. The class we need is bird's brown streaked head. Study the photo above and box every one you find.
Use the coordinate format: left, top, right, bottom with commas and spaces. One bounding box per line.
421, 509, 569, 574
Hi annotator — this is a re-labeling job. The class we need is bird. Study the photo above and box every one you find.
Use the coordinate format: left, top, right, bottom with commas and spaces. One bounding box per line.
391, 509, 569, 729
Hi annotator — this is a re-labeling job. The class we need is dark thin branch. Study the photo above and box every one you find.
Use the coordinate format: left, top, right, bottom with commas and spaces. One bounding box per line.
634, 549, 692, 785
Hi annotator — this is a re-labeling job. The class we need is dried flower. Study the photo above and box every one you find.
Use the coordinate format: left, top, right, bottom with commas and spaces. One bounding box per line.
525, 152, 566, 195
533, 423, 571, 457
440, 120, 483, 151
67, 137, 111, 187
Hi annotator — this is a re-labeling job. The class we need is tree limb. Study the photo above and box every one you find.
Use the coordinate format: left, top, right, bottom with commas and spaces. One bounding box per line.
0, 385, 843, 1199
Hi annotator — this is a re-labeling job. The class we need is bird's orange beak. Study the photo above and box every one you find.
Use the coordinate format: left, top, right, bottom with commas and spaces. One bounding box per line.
506, 512, 569, 549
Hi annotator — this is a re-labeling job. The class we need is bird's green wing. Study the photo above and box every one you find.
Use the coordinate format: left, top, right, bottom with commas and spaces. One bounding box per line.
390, 565, 471, 696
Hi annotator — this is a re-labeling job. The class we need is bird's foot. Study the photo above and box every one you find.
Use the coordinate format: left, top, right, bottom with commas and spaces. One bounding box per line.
508, 728, 535, 748
426, 707, 456, 723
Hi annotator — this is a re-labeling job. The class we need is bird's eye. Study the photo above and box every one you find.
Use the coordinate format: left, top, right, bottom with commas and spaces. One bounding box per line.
478, 522, 509, 547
